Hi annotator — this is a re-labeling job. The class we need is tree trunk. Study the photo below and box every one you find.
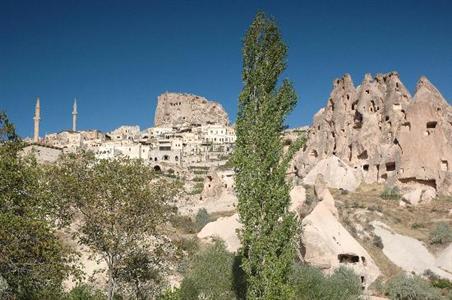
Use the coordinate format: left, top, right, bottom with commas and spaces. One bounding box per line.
107, 262, 116, 300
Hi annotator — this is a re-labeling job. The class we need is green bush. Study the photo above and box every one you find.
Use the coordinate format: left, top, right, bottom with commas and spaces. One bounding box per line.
188, 182, 204, 195
430, 222, 452, 244
192, 176, 204, 182
380, 186, 401, 200
290, 264, 362, 300
385, 273, 443, 300
170, 215, 197, 234
64, 284, 106, 300
373, 235, 384, 249
431, 278, 452, 290
158, 288, 181, 300
174, 237, 199, 255
193, 170, 208, 175
179, 240, 240, 300
195, 208, 210, 231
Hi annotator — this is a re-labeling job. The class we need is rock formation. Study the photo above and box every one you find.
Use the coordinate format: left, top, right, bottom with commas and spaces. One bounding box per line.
372, 221, 452, 280
154, 93, 229, 127
294, 72, 452, 196
302, 186, 381, 287
303, 156, 362, 191
197, 214, 242, 252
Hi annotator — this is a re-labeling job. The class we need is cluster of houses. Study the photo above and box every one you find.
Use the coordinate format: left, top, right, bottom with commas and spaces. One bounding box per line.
29, 124, 236, 170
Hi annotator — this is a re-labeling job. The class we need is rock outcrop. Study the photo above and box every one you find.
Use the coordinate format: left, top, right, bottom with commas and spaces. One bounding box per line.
435, 243, 452, 275
372, 221, 452, 280
302, 187, 381, 286
303, 156, 362, 191
289, 185, 306, 217
197, 214, 242, 252
154, 93, 229, 127
294, 72, 452, 196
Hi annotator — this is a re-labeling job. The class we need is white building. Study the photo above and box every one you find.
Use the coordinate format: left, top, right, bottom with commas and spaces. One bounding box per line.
94, 141, 151, 160
108, 125, 141, 141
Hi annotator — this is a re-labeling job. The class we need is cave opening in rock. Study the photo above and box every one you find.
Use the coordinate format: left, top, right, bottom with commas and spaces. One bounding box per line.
338, 254, 360, 264
426, 121, 437, 129
441, 160, 449, 171
353, 111, 363, 129
401, 122, 411, 132
386, 162, 396, 172
358, 150, 368, 160
398, 177, 437, 189
309, 150, 318, 159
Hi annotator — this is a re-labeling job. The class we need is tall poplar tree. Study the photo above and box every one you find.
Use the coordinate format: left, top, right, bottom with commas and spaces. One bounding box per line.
234, 12, 304, 299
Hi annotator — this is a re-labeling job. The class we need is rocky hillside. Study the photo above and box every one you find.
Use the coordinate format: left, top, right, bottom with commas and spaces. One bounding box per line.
294, 73, 452, 197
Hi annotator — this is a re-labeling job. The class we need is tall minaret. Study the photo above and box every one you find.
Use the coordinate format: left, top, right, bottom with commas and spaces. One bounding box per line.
33, 97, 40, 143
72, 98, 77, 131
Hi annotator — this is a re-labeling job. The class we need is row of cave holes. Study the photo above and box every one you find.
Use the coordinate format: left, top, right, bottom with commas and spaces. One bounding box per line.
152, 155, 179, 162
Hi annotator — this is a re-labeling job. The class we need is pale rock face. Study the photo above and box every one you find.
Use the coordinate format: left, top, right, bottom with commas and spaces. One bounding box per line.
303, 156, 362, 192
201, 169, 235, 200
435, 243, 452, 274
401, 186, 436, 206
289, 185, 306, 217
294, 72, 452, 196
197, 214, 242, 252
302, 188, 381, 287
154, 93, 229, 127
372, 221, 452, 280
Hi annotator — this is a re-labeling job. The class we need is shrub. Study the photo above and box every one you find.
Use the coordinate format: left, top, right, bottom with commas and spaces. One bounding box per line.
64, 284, 106, 300
158, 288, 181, 300
179, 240, 238, 300
380, 186, 401, 200
429, 222, 452, 244
411, 222, 424, 229
373, 235, 384, 249
291, 264, 362, 300
188, 182, 204, 195
192, 176, 204, 182
174, 237, 199, 255
195, 208, 210, 231
170, 215, 197, 234
193, 170, 208, 175
385, 273, 443, 300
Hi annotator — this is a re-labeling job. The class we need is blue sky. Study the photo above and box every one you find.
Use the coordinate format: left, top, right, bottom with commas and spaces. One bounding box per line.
1, 0, 451, 137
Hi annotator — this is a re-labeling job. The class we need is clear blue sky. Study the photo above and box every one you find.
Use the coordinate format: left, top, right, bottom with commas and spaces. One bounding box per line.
1, 0, 451, 137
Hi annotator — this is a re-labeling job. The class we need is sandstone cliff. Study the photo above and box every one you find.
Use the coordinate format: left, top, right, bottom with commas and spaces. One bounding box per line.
294, 72, 452, 195
154, 93, 229, 127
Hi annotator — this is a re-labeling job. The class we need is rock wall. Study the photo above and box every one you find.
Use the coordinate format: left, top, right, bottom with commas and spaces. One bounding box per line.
294, 72, 452, 195
154, 93, 229, 127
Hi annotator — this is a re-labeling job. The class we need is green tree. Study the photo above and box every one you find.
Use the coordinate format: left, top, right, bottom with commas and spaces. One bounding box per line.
233, 12, 305, 299
195, 208, 210, 231
291, 265, 362, 300
51, 153, 179, 300
116, 248, 165, 299
179, 240, 236, 300
0, 112, 76, 299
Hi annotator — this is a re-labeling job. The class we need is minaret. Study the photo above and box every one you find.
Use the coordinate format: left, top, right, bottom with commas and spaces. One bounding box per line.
72, 98, 77, 131
33, 97, 40, 143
